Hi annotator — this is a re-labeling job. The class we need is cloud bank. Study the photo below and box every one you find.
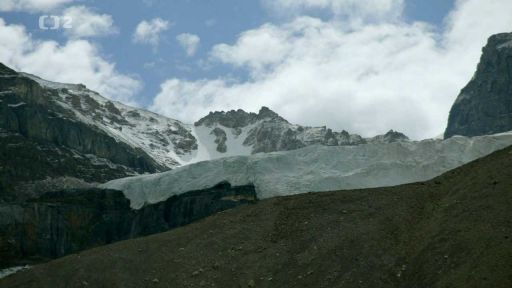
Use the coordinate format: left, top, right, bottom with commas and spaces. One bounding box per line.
151, 0, 512, 139
0, 18, 141, 103
0, 0, 73, 12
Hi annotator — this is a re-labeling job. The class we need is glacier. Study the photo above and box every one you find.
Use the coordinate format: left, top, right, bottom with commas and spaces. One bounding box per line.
101, 132, 512, 209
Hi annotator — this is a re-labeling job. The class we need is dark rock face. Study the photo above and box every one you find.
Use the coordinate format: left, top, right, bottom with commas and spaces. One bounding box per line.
445, 33, 512, 138
0, 182, 256, 268
211, 127, 228, 153
0, 63, 165, 200
194, 106, 287, 128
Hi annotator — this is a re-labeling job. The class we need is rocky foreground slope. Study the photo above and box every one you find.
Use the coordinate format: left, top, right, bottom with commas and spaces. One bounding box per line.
0, 183, 256, 268
2, 144, 511, 288
445, 32, 512, 138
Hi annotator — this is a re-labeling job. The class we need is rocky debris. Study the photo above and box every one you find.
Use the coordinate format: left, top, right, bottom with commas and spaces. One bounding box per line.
445, 32, 512, 138
0, 182, 256, 268
3, 145, 512, 288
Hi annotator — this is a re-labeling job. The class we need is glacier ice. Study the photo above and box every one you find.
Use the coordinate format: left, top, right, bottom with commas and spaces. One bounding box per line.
101, 132, 512, 209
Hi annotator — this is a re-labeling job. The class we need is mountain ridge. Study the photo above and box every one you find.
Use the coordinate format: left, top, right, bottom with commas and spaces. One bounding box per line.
1, 62, 410, 168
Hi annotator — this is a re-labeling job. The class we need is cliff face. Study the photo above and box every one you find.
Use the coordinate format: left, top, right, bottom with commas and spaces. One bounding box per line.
0, 63, 166, 200
0, 182, 256, 268
445, 33, 512, 138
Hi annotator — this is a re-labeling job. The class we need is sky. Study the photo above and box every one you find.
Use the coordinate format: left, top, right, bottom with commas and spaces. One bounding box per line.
0, 0, 511, 139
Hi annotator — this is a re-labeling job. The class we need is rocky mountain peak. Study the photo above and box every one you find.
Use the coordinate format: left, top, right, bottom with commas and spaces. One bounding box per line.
194, 106, 287, 128
492, 32, 512, 50
445, 32, 512, 138
257, 106, 287, 122
195, 109, 256, 128
384, 129, 409, 141
0, 63, 17, 76
368, 129, 409, 144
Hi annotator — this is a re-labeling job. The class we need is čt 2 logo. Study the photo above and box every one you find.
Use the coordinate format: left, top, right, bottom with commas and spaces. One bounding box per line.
39, 15, 72, 30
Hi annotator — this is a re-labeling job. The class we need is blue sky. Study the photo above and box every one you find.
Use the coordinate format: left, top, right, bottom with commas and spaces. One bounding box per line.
1, 0, 454, 106
1, 0, 511, 139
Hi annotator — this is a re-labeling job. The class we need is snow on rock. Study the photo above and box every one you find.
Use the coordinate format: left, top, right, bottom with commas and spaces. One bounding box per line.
0, 266, 30, 279
7, 102, 26, 108
8, 72, 415, 170
497, 40, 512, 49
101, 132, 512, 209
22, 73, 197, 169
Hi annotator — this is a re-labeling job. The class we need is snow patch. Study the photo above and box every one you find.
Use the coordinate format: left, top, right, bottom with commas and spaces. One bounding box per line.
497, 40, 512, 49
7, 102, 26, 108
0, 266, 30, 279
101, 132, 512, 209
185, 123, 255, 164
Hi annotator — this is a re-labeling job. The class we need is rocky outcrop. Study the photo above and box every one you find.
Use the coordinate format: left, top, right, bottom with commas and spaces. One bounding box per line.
195, 107, 287, 129
368, 130, 409, 144
195, 106, 389, 155
0, 182, 256, 268
211, 128, 228, 153
445, 33, 512, 138
0, 130, 130, 202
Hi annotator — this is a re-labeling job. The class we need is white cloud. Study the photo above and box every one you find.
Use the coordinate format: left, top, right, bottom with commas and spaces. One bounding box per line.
133, 18, 170, 48
176, 33, 200, 57
151, 0, 512, 140
62, 6, 117, 39
0, 0, 73, 12
262, 0, 404, 22
0, 18, 141, 104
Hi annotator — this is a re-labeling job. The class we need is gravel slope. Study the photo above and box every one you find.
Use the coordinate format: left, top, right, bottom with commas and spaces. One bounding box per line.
2, 146, 512, 288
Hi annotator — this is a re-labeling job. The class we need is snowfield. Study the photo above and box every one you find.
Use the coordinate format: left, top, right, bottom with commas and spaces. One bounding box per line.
101, 132, 512, 209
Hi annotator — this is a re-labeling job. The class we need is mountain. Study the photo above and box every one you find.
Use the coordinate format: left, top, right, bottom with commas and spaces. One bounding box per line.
193, 107, 368, 158
0, 62, 409, 200
2, 126, 509, 267
193, 107, 410, 160
101, 132, 512, 209
445, 32, 512, 138
0, 63, 219, 200
3, 143, 511, 288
